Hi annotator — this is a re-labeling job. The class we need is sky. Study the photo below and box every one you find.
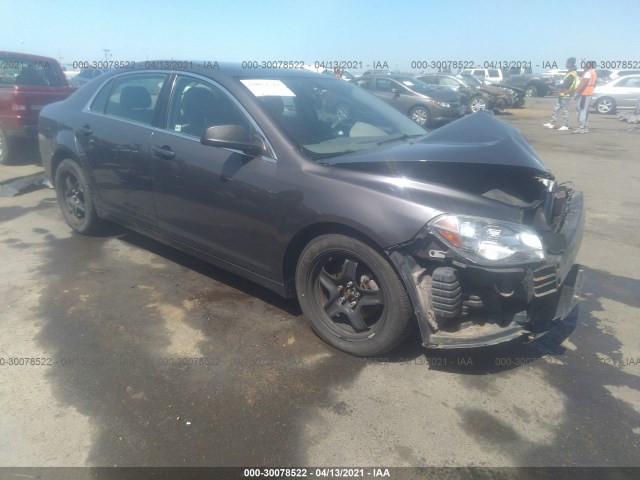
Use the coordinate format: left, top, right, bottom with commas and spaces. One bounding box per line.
2, 0, 639, 73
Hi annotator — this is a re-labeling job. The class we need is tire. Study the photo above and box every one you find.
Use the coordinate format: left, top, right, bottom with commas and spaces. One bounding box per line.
525, 85, 538, 97
0, 127, 14, 165
295, 234, 413, 356
595, 97, 615, 114
469, 95, 488, 112
409, 105, 431, 127
335, 103, 351, 121
54, 159, 103, 235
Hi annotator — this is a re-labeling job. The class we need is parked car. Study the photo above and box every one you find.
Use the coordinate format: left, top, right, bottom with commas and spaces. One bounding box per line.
39, 63, 584, 356
458, 74, 524, 110
360, 69, 392, 76
0, 51, 76, 164
459, 68, 504, 84
609, 69, 640, 81
590, 74, 640, 114
61, 65, 80, 81
416, 73, 494, 113
70, 68, 108, 88
501, 67, 553, 97
354, 75, 465, 127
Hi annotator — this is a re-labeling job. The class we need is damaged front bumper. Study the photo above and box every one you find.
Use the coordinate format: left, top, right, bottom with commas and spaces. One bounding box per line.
388, 191, 585, 349
424, 264, 583, 348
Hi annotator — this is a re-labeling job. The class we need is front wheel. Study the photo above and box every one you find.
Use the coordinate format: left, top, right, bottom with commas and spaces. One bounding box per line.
525, 85, 538, 97
54, 159, 103, 234
469, 95, 488, 112
595, 97, 615, 114
295, 234, 413, 356
409, 105, 431, 127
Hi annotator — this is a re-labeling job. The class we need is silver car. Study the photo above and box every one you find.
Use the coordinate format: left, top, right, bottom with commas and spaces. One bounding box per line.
591, 74, 640, 114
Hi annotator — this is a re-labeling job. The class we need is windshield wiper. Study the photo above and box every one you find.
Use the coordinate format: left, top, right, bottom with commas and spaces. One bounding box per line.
310, 150, 357, 162
376, 133, 425, 146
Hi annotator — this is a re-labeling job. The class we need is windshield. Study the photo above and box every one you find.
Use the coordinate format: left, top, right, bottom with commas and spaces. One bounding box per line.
393, 76, 435, 95
239, 75, 426, 160
459, 74, 483, 86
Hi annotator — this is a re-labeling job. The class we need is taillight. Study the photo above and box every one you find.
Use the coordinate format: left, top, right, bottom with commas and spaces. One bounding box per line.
11, 97, 27, 111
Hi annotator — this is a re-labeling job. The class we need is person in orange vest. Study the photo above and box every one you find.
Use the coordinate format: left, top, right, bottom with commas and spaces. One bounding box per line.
543, 57, 578, 130
573, 61, 597, 133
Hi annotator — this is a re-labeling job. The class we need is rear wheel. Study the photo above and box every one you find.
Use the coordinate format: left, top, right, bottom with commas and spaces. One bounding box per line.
54, 159, 103, 234
595, 97, 615, 114
295, 234, 413, 356
0, 127, 14, 165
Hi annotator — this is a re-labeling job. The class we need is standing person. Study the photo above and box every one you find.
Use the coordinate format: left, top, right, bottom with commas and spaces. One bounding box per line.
573, 61, 597, 133
543, 57, 578, 130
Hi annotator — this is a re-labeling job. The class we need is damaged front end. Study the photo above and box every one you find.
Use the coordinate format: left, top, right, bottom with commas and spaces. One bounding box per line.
328, 111, 585, 349
388, 177, 584, 348
376, 112, 584, 348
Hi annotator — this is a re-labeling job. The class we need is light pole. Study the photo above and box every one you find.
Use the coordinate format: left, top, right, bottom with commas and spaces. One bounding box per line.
103, 49, 111, 61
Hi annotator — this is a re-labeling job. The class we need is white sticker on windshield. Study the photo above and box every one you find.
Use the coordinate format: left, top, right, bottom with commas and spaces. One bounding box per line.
402, 81, 414, 86
240, 79, 295, 97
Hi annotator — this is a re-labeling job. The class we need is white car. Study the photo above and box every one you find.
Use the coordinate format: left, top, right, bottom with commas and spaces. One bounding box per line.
590, 74, 640, 114
458, 68, 503, 84
609, 69, 640, 81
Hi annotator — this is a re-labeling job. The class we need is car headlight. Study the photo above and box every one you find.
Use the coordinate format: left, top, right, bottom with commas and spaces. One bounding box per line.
429, 214, 545, 265
433, 100, 451, 108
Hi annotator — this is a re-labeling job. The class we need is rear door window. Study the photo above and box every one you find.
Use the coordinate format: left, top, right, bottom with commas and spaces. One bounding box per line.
89, 78, 114, 112
616, 77, 640, 88
104, 73, 167, 125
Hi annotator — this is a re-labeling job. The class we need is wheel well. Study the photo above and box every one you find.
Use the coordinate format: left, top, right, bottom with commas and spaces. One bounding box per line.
410, 104, 430, 114
50, 149, 80, 187
282, 222, 386, 297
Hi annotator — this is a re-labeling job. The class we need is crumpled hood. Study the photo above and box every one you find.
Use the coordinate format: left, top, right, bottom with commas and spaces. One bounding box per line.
325, 112, 554, 208
327, 111, 549, 174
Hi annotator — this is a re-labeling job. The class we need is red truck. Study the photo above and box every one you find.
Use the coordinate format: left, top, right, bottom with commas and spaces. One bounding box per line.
0, 51, 76, 164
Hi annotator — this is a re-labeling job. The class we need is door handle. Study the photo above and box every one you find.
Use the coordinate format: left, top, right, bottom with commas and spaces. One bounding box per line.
78, 125, 93, 135
152, 145, 176, 160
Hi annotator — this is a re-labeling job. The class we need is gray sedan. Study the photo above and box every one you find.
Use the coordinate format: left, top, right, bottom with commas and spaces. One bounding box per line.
591, 74, 640, 114
354, 75, 465, 127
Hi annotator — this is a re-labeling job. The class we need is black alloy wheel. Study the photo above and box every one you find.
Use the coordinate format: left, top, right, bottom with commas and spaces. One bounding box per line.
54, 159, 103, 234
296, 234, 413, 356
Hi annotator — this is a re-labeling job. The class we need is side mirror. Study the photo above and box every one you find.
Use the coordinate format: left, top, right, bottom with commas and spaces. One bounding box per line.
391, 88, 399, 95
201, 125, 264, 156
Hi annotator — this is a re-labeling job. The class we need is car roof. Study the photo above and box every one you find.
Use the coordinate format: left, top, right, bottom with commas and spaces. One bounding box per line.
418, 73, 457, 78
612, 74, 640, 79
106, 61, 325, 80
0, 50, 59, 63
